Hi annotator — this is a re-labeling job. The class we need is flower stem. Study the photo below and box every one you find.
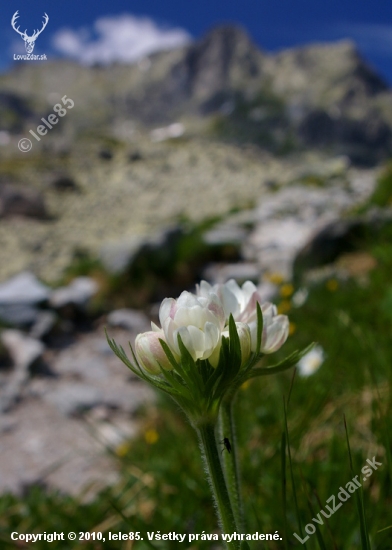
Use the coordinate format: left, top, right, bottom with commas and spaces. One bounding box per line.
219, 399, 245, 533
196, 422, 239, 550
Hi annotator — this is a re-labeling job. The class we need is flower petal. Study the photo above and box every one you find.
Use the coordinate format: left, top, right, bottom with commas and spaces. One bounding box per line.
159, 297, 177, 327
262, 315, 289, 353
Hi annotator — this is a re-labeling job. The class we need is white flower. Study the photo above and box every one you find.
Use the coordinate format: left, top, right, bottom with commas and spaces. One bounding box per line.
135, 330, 173, 374
292, 288, 308, 308
249, 302, 289, 353
156, 290, 225, 366
297, 345, 324, 377
197, 279, 263, 323
198, 279, 289, 355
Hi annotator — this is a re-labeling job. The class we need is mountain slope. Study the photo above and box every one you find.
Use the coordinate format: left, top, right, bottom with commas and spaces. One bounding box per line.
1, 25, 392, 163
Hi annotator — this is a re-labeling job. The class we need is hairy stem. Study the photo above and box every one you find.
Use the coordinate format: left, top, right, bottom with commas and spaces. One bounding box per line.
196, 421, 239, 550
219, 399, 245, 533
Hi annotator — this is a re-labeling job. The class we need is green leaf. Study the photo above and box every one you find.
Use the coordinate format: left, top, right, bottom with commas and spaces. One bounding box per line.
158, 367, 186, 396
344, 415, 371, 550
377, 524, 392, 534
247, 343, 315, 379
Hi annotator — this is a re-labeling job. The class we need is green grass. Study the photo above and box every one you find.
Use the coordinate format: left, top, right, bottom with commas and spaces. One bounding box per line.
1, 224, 392, 549
368, 162, 392, 208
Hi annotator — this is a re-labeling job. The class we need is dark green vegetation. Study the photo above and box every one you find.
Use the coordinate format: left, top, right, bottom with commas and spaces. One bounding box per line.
1, 219, 392, 550
63, 216, 241, 311
208, 88, 296, 155
368, 161, 392, 208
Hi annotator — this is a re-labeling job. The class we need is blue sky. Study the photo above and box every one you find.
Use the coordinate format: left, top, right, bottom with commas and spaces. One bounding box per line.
2, 0, 392, 83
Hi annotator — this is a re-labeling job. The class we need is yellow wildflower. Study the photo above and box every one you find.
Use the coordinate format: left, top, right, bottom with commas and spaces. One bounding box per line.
265, 272, 285, 285
115, 442, 131, 457
144, 428, 159, 445
289, 322, 296, 335
280, 283, 294, 298
278, 300, 291, 314
326, 279, 339, 292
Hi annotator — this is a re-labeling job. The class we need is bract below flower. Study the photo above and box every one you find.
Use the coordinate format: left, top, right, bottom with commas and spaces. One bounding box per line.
222, 322, 251, 367
157, 291, 225, 364
135, 330, 173, 374
249, 303, 289, 353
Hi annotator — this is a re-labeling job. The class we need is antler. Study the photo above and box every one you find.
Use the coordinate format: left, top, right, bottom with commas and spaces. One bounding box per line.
30, 13, 49, 40
11, 11, 27, 38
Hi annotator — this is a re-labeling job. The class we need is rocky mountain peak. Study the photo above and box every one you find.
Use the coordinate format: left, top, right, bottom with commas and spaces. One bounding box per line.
172, 24, 264, 102
267, 39, 389, 107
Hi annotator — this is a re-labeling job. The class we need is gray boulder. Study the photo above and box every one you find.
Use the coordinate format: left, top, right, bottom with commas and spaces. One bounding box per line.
44, 383, 103, 416
0, 272, 50, 327
293, 208, 392, 279
0, 329, 45, 411
50, 277, 98, 309
0, 272, 50, 304
0, 304, 39, 327
1, 329, 45, 369
100, 235, 147, 275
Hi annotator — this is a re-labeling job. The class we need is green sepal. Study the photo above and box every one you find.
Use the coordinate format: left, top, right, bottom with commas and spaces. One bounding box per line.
177, 332, 204, 394
204, 338, 228, 395
158, 338, 181, 370
228, 314, 241, 371
255, 301, 263, 356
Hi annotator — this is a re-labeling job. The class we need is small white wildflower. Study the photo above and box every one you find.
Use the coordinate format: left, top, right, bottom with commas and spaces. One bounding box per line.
292, 288, 309, 308
297, 345, 324, 377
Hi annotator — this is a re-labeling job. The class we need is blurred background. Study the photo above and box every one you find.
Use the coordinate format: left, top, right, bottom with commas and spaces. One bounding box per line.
0, 1, 392, 548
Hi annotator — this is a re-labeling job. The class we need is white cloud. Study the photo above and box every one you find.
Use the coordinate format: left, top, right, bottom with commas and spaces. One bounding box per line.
52, 13, 192, 65
333, 23, 392, 57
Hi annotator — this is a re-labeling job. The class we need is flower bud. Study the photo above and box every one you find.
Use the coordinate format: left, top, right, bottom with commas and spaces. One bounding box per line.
135, 331, 173, 374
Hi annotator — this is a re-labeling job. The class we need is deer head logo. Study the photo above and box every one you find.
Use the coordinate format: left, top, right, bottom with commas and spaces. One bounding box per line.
11, 11, 49, 54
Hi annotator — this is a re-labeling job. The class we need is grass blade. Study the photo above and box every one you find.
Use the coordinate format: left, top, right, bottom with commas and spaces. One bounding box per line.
283, 396, 307, 549
281, 430, 289, 550
343, 415, 371, 550
299, 472, 327, 550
